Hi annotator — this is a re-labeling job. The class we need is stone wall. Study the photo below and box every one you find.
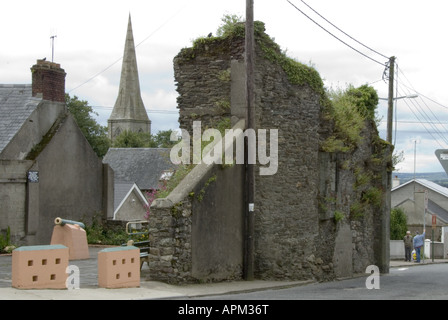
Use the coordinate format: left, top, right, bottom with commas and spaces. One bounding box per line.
174, 36, 245, 135
148, 22, 390, 283
147, 200, 194, 284
147, 121, 246, 284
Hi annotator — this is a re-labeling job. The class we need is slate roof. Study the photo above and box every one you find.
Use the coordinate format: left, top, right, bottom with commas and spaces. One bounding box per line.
0, 84, 42, 154
392, 178, 448, 224
392, 178, 448, 197
114, 181, 135, 211
428, 199, 448, 224
103, 148, 176, 191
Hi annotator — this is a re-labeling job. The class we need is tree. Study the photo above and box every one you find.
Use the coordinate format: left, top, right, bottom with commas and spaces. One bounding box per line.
153, 130, 177, 148
112, 129, 177, 148
390, 207, 408, 240
345, 84, 379, 120
112, 130, 152, 148
65, 94, 110, 157
216, 14, 244, 37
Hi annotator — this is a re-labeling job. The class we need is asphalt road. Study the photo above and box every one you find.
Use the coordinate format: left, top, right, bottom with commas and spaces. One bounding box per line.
194, 264, 448, 300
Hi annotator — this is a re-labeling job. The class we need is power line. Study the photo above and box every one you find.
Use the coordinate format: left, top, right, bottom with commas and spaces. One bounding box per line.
92, 105, 178, 114
378, 61, 448, 148
399, 102, 446, 148
382, 120, 448, 125
395, 85, 448, 148
397, 69, 448, 110
396, 68, 448, 136
285, 0, 387, 67
298, 0, 389, 60
68, 58, 122, 94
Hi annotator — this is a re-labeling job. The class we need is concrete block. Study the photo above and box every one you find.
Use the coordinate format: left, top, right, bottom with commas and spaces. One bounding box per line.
98, 246, 140, 289
12, 245, 69, 289
50, 224, 89, 260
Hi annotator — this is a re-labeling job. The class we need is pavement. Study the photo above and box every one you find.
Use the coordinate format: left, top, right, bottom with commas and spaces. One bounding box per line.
0, 245, 447, 300
390, 258, 448, 268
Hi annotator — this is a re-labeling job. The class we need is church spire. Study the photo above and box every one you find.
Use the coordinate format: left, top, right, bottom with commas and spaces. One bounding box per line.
108, 14, 151, 141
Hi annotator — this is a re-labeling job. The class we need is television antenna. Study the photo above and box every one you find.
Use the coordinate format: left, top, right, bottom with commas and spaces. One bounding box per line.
50, 35, 57, 62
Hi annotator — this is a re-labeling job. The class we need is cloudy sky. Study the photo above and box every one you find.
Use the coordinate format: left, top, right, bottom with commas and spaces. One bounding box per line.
2, 0, 448, 173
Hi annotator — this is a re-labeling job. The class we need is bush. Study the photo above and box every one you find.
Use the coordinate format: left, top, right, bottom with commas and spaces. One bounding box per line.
390, 208, 408, 240
84, 219, 128, 246
0, 227, 12, 254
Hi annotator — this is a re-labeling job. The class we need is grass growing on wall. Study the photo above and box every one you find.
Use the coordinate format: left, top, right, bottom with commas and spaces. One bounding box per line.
253, 22, 328, 103
321, 85, 380, 154
181, 15, 328, 104
321, 88, 366, 153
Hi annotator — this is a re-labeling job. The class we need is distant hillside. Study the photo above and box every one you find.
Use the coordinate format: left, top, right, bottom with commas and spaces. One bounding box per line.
393, 172, 448, 187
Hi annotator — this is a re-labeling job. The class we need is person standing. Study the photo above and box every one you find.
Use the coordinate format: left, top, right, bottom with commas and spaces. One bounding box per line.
403, 231, 413, 262
413, 229, 426, 263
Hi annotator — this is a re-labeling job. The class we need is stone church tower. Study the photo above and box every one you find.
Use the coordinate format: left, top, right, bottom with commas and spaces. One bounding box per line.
108, 14, 151, 141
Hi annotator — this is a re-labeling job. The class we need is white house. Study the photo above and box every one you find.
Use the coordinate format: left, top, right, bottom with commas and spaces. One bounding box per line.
392, 179, 448, 234
391, 178, 448, 259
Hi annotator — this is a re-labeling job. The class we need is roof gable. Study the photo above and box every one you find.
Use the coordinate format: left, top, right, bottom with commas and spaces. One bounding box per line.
392, 178, 448, 198
113, 183, 149, 220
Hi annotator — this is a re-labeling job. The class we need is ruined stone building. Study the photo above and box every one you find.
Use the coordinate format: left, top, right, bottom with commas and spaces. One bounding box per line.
0, 60, 110, 245
108, 14, 151, 143
145, 21, 391, 284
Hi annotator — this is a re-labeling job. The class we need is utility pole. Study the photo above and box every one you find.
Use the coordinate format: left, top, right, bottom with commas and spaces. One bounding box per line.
381, 56, 395, 274
244, 0, 255, 281
387, 56, 396, 144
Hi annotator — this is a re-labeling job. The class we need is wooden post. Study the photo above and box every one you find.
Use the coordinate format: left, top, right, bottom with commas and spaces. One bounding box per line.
244, 0, 255, 281
387, 56, 395, 144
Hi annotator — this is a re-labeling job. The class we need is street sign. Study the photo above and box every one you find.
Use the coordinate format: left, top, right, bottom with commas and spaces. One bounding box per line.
432, 215, 437, 229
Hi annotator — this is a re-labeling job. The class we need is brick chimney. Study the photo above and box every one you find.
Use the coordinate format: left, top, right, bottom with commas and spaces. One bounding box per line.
31, 59, 66, 103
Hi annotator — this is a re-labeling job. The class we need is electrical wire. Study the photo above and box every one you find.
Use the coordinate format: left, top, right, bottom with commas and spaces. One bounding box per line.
397, 68, 448, 136
395, 84, 448, 148
398, 102, 445, 149
285, 0, 387, 67
397, 69, 448, 110
377, 59, 448, 149
384, 120, 448, 125
92, 105, 178, 114
298, 0, 389, 60
68, 58, 122, 94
